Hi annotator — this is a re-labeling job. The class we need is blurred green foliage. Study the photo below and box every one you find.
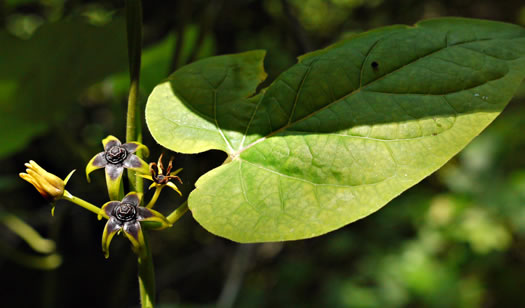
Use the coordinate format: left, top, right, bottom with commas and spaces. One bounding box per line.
1, 0, 525, 307
0, 17, 127, 158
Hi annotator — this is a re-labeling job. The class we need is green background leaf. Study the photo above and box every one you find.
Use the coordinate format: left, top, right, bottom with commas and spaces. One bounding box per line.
110, 24, 216, 101
146, 18, 525, 242
0, 18, 127, 158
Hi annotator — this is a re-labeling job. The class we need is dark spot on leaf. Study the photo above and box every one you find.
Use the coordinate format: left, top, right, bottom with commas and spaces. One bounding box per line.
371, 61, 379, 71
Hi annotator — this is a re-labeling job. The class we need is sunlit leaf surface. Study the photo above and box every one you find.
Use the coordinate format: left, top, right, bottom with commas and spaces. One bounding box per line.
146, 18, 525, 242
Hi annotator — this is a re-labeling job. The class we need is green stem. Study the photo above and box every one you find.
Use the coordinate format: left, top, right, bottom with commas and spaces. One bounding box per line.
138, 233, 155, 308
62, 191, 101, 216
125, 1, 155, 307
146, 186, 163, 208
166, 201, 189, 224
126, 0, 144, 194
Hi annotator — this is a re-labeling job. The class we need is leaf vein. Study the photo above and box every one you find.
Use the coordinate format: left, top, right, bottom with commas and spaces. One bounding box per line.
241, 159, 395, 187
287, 64, 312, 125
359, 39, 381, 87
238, 161, 262, 214
237, 35, 517, 155
213, 89, 235, 153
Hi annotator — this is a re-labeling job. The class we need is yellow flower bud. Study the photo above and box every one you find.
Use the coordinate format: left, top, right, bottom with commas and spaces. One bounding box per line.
19, 160, 75, 202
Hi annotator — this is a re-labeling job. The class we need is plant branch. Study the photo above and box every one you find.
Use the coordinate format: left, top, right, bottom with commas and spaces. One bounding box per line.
62, 191, 101, 216
167, 201, 189, 224
138, 233, 156, 308
125, 1, 155, 307
126, 0, 144, 194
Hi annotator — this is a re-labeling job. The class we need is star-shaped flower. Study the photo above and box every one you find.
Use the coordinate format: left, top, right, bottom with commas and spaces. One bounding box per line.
139, 153, 183, 197
86, 135, 150, 200
99, 192, 171, 258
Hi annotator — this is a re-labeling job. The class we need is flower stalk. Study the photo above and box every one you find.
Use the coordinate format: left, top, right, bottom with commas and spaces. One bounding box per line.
145, 187, 162, 209
61, 191, 101, 216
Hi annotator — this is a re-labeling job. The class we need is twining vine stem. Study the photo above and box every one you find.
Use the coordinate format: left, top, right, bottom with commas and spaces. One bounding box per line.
126, 0, 144, 194
125, 1, 155, 308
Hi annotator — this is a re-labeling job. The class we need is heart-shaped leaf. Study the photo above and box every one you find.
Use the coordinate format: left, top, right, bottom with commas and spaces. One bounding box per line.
146, 18, 525, 242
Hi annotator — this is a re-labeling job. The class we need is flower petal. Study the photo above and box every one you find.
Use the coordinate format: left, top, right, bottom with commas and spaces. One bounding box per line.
123, 221, 146, 258
99, 201, 120, 220
26, 160, 65, 190
122, 192, 142, 207
170, 167, 183, 176
26, 161, 63, 186
26, 169, 62, 200
150, 162, 159, 178
102, 135, 121, 151
20, 172, 50, 200
123, 142, 150, 157
86, 152, 107, 182
136, 173, 154, 181
138, 207, 172, 230
25, 160, 46, 173
157, 153, 166, 172
101, 217, 122, 259
63, 169, 76, 185
166, 181, 183, 196
123, 155, 150, 175
105, 164, 123, 181
105, 165, 123, 200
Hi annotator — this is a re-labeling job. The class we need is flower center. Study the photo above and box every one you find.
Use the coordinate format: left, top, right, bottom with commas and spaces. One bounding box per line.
105, 145, 128, 164
154, 174, 168, 184
114, 203, 137, 222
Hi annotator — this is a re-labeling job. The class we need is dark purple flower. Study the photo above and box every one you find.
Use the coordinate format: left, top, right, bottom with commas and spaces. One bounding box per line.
99, 192, 171, 258
86, 135, 149, 200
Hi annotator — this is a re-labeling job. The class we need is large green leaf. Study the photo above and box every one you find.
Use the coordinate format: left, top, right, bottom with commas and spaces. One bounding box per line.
146, 18, 525, 242
0, 18, 127, 158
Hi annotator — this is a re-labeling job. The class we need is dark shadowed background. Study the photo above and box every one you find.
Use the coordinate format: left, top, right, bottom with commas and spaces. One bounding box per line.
1, 0, 525, 307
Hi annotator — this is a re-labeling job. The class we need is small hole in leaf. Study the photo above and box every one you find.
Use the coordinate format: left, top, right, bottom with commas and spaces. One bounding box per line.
371, 61, 379, 70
